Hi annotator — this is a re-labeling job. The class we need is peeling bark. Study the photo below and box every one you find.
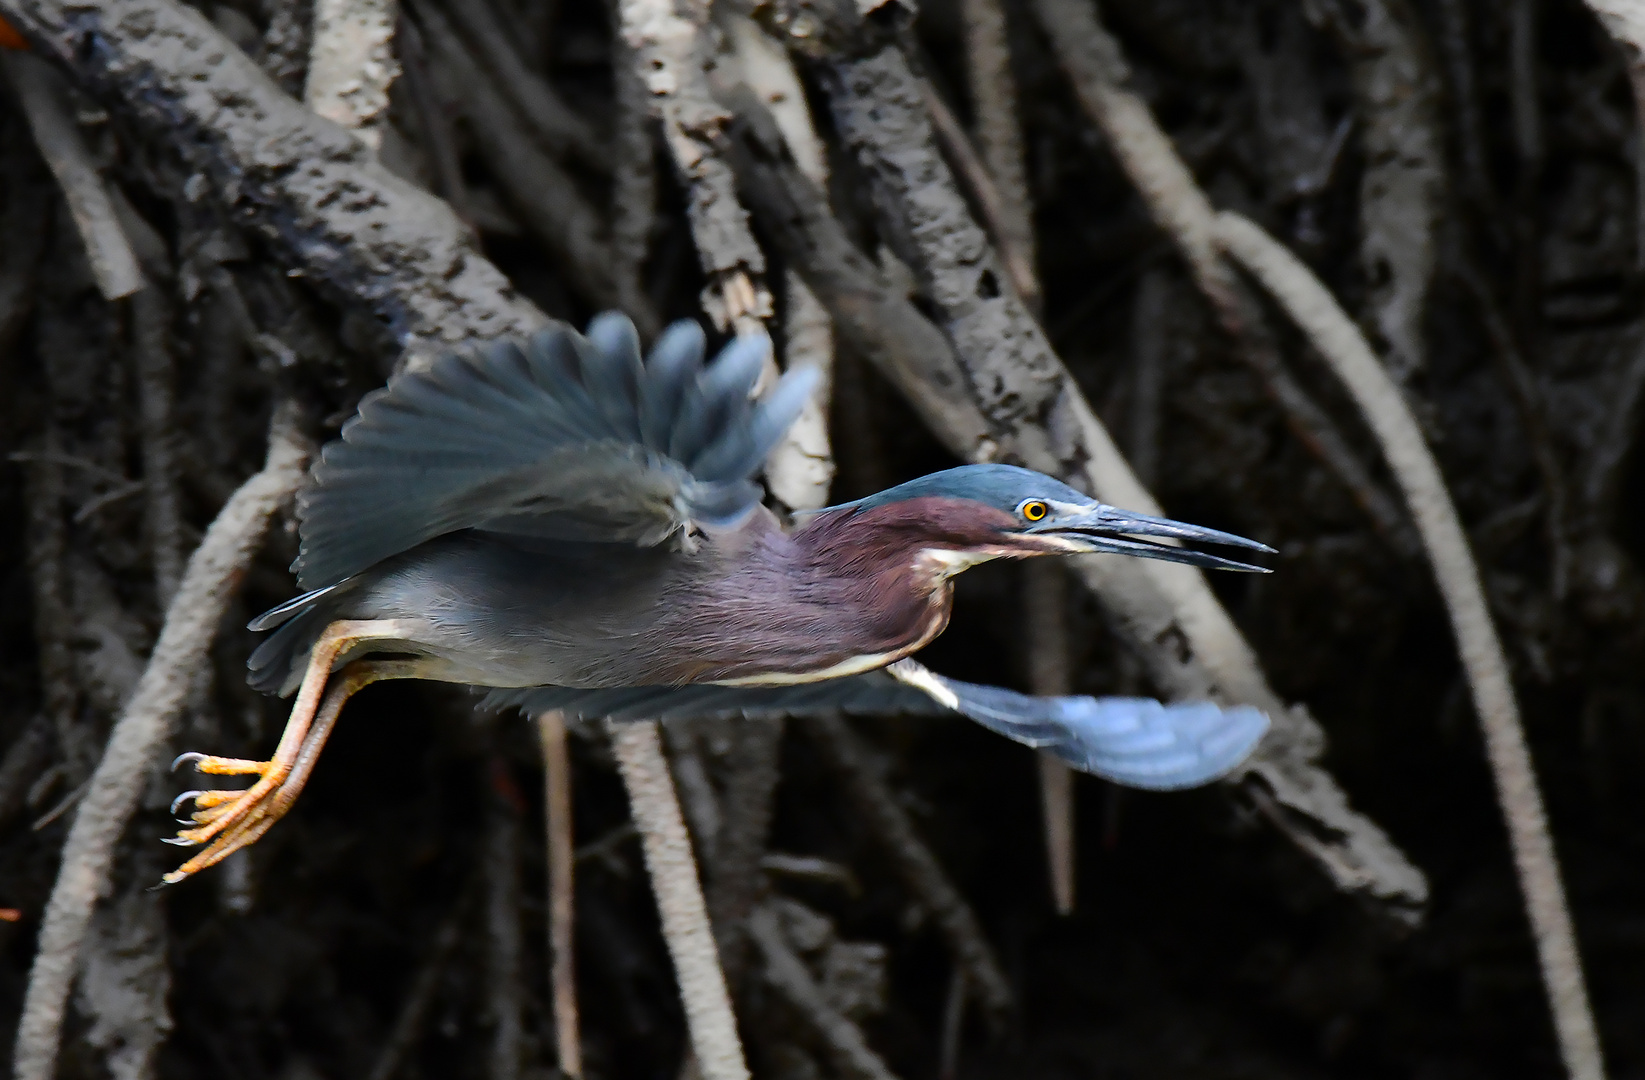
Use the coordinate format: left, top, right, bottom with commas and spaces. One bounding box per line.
0, 0, 545, 360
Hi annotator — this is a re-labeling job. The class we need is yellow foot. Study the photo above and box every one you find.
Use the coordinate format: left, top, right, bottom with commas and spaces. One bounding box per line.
164, 754, 286, 852
171, 751, 267, 776
160, 654, 421, 886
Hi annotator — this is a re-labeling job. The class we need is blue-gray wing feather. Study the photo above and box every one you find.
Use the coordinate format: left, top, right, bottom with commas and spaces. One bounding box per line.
483, 671, 1268, 791
294, 315, 816, 590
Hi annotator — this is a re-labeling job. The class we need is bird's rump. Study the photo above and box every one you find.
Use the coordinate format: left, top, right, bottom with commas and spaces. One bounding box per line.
293, 314, 819, 591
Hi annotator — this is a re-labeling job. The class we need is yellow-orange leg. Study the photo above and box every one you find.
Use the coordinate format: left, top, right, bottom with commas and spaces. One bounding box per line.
161, 619, 423, 884
162, 658, 424, 884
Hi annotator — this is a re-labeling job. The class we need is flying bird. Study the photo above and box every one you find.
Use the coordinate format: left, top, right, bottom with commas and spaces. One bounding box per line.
165, 314, 1273, 883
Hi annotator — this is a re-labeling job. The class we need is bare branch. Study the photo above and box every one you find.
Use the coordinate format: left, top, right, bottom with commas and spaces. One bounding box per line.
704, 719, 785, 992
536, 712, 582, 1079
959, 0, 1035, 310
1215, 209, 1606, 1080
803, 714, 1013, 1025
608, 720, 750, 1080
609, 19, 658, 326
305, 0, 399, 150
1324, 0, 1446, 385
1024, 562, 1074, 915
435, 0, 602, 170
747, 906, 899, 1080
1029, 0, 1418, 558
0, 718, 55, 834
722, 13, 836, 511
0, 0, 544, 358
1, 51, 142, 301
413, 0, 656, 334
366, 880, 473, 1080
12, 407, 309, 1080
619, 0, 767, 330
1585, 0, 1645, 271
741, 5, 1429, 918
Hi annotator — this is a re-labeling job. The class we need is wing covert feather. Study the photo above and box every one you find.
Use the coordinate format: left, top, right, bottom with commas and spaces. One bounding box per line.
294, 315, 816, 590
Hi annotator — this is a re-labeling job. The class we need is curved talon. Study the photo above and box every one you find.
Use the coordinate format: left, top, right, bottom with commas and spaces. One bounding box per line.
171, 751, 206, 773
170, 790, 205, 815
161, 836, 200, 847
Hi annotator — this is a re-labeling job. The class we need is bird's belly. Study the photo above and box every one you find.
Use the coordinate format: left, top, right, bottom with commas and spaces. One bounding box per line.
345, 532, 951, 690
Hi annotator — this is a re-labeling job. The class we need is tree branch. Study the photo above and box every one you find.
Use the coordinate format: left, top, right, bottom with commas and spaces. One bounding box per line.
1215, 209, 1607, 1080
0, 0, 545, 360
13, 406, 309, 1080
608, 720, 750, 1080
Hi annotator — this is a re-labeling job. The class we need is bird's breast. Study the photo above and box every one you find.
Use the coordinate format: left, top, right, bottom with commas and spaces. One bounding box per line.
680, 549, 954, 686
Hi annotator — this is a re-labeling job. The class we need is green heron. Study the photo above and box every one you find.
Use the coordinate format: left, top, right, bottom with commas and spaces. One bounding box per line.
164, 313, 1274, 883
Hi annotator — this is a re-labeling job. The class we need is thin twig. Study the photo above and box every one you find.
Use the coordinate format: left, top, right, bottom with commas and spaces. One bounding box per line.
725, 86, 1428, 918
536, 712, 582, 1079
1433, 0, 1502, 225
305, 0, 400, 149
435, 0, 603, 170
130, 287, 185, 605
608, 720, 750, 1080
747, 906, 899, 1080
1029, 0, 1419, 558
722, 12, 837, 511
1451, 258, 1573, 599
0, 717, 55, 834
662, 723, 723, 866
1321, 0, 1446, 385
2, 0, 545, 358
804, 714, 1013, 1026
1507, 0, 1544, 323
12, 406, 309, 1080
1214, 209, 1607, 1080
959, 0, 1035, 310
1, 51, 143, 301
609, 7, 658, 324
1024, 561, 1074, 915
619, 0, 768, 331
413, 0, 656, 335
395, 12, 470, 216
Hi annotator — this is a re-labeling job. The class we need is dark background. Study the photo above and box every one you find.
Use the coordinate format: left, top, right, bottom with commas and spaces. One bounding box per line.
2, 0, 1643, 1077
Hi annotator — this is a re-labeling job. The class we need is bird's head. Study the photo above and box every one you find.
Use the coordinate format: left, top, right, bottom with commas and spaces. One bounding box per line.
805, 464, 1274, 577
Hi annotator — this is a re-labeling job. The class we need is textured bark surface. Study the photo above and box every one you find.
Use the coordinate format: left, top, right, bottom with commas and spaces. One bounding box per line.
0, 0, 545, 358
748, 14, 1428, 918
0, 0, 1642, 1077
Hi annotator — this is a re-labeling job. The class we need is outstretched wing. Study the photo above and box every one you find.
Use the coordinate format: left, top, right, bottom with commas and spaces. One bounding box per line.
294, 314, 819, 590
483, 660, 1269, 791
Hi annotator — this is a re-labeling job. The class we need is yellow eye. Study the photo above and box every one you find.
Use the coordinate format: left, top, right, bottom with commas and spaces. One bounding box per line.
1020, 500, 1048, 522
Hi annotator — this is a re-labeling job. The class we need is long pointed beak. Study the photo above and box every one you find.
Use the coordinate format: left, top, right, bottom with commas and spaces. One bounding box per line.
1031, 506, 1276, 573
